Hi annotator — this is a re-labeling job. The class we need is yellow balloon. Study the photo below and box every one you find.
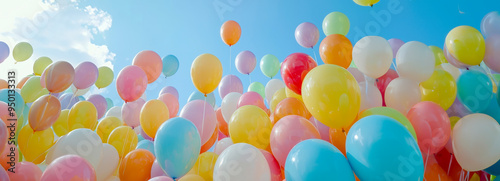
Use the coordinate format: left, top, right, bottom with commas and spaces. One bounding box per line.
96, 116, 123, 143
285, 86, 303, 102
18, 125, 54, 164
20, 76, 49, 103
301, 64, 361, 129
229, 105, 272, 149
179, 174, 206, 181
429, 46, 447, 66
353, 0, 380, 6
270, 88, 286, 114
95, 66, 114, 89
108, 126, 138, 158
33, 56, 53, 76
52, 109, 70, 137
191, 53, 223, 95
140, 100, 169, 139
445, 26, 485, 66
13, 42, 33, 62
188, 152, 218, 181
68, 101, 98, 131
420, 69, 457, 110
450, 116, 460, 130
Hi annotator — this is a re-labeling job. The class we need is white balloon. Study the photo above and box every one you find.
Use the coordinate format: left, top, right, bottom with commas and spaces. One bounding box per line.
352, 36, 393, 79
440, 63, 461, 80
96, 144, 120, 181
358, 80, 382, 112
396, 41, 435, 82
221, 92, 242, 123
453, 113, 500, 171
213, 143, 271, 181
105, 106, 122, 120
71, 84, 91, 96
214, 138, 233, 155
384, 77, 421, 114
265, 79, 285, 104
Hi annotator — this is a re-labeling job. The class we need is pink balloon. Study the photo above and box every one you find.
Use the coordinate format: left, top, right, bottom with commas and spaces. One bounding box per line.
159, 86, 179, 99
122, 98, 146, 127
0, 168, 8, 181
179, 100, 217, 145
158, 93, 179, 118
388, 38, 405, 58
73, 61, 99, 89
117, 65, 148, 102
133, 50, 163, 84
237, 91, 267, 111
0, 121, 7, 153
260, 150, 282, 181
8, 161, 42, 181
218, 131, 227, 140
407, 101, 451, 155
87, 94, 107, 119
270, 115, 321, 166
235, 50, 256, 75
484, 35, 500, 72
218, 74, 243, 99
376, 69, 399, 106
308, 117, 330, 142
151, 160, 168, 178
347, 67, 365, 83
140, 126, 153, 141
149, 176, 174, 181
444, 44, 470, 69
41, 155, 96, 181
295, 22, 320, 48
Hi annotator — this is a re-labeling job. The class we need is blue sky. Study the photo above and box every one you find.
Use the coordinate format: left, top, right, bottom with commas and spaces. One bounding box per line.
2, 0, 499, 109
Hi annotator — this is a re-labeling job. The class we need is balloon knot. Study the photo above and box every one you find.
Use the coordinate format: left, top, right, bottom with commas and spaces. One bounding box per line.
370, 4, 373, 7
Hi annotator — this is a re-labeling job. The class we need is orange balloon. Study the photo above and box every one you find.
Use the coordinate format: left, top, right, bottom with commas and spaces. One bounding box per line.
133, 50, 163, 84
329, 127, 347, 156
0, 144, 18, 170
200, 125, 218, 153
16, 76, 30, 89
220, 20, 241, 46
319, 34, 352, 69
273, 97, 311, 125
119, 149, 155, 181
0, 79, 7, 89
216, 108, 228, 136
44, 61, 75, 93
28, 94, 61, 131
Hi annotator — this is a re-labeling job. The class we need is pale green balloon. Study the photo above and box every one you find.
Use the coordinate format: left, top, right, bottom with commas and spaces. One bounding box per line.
13, 42, 33, 62
260, 54, 280, 78
248, 82, 265, 99
33, 56, 52, 75
106, 98, 114, 111
322, 12, 350, 36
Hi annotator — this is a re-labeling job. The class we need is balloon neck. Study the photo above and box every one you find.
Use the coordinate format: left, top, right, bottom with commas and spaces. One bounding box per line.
370, 4, 373, 7
466, 67, 469, 70
204, 94, 207, 97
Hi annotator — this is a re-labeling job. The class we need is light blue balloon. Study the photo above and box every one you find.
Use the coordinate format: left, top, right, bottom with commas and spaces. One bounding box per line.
0, 89, 25, 116
188, 90, 215, 108
137, 134, 145, 142
162, 55, 179, 77
285, 139, 355, 181
154, 117, 201, 179
105, 98, 113, 111
346, 115, 424, 181
457, 70, 493, 113
78, 96, 85, 101
136, 140, 155, 157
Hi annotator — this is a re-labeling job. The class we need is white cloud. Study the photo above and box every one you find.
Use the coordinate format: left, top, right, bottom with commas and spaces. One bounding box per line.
0, 0, 115, 82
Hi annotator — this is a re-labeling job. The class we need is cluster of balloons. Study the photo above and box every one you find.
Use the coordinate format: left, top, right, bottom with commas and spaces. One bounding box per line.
0, 9, 499, 181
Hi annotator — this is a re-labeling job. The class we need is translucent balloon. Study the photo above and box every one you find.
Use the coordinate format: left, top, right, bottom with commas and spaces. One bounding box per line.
132, 50, 163, 84
295, 22, 320, 48
375, 69, 398, 106
105, 106, 122, 120
396, 41, 435, 82
384, 77, 421, 114
248, 81, 265, 100
440, 63, 461, 80
12, 42, 33, 62
41, 155, 96, 181
96, 116, 123, 143
269, 88, 286, 114
19, 125, 54, 164
96, 144, 119, 181
260, 54, 280, 78
235, 50, 256, 75
117, 65, 148, 102
191, 53, 223, 95
122, 98, 145, 127
95, 66, 114, 89
136, 139, 155, 156
273, 97, 310, 125
481, 11, 500, 38
52, 109, 70, 137
108, 126, 138, 158
220, 20, 241, 46
213, 143, 271, 181
445, 26, 485, 66
141, 100, 169, 139
319, 34, 352, 68
388, 38, 404, 58
33, 56, 52, 76
229, 105, 272, 149
238, 91, 267, 113
221, 92, 242, 123
322, 12, 349, 36
162, 55, 179, 77
420, 69, 457, 110
180, 100, 216, 145
353, 36, 393, 79
44, 61, 75, 93
68, 101, 98, 131
218, 74, 243, 99
29, 94, 61, 131
119, 149, 155, 181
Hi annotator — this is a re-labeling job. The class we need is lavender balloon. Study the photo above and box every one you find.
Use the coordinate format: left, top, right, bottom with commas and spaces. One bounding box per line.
73, 61, 99, 89
235, 50, 256, 75
295, 22, 320, 48
481, 11, 500, 38
59, 93, 79, 109
388, 38, 404, 58
446, 97, 472, 118
0, 41, 9, 63
218, 74, 243, 99
87, 94, 108, 119
484, 35, 500, 72
159, 86, 179, 99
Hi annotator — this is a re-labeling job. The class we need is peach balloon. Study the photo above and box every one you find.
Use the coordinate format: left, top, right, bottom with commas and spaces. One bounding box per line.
119, 149, 155, 181
216, 108, 228, 136
220, 20, 241, 46
7, 161, 42, 181
41, 155, 96, 181
28, 94, 61, 131
133, 50, 163, 84
158, 93, 179, 118
273, 97, 311, 125
44, 61, 75, 93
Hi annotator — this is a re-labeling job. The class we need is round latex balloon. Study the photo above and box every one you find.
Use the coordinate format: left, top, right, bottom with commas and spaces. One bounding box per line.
457, 70, 493, 113
95, 66, 114, 89
87, 94, 107, 119
18, 125, 54, 164
7, 161, 42, 181
151, 160, 169, 178
216, 108, 229, 136
140, 99, 170, 139
265, 79, 285, 104
218, 74, 243, 99
221, 92, 242, 123
52, 109, 70, 137
358, 80, 383, 112
353, 0, 380, 6
388, 38, 405, 58
281, 53, 317, 95
429, 46, 448, 66
41, 155, 96, 181
159, 86, 179, 99
133, 50, 163, 83
322, 12, 350, 36
319, 34, 352, 68
191, 53, 223, 95
180, 100, 216, 145
445, 26, 485, 66
270, 88, 286, 114
28, 94, 61, 131
229, 105, 272, 149
96, 116, 123, 143
116, 65, 148, 102
352, 36, 393, 79
260, 54, 280, 78
260, 150, 281, 181
213, 143, 271, 181
12, 42, 33, 62
21, 76, 49, 103
108, 126, 138, 158
384, 77, 421, 114
396, 41, 435, 82
484, 35, 500, 72
162, 54, 179, 77
188, 152, 218, 181
358, 107, 417, 140
376, 69, 398, 106
44, 61, 75, 93
295, 22, 320, 48
119, 149, 155, 181
220, 20, 241, 46
235, 50, 256, 75
273, 97, 310, 125
238, 91, 267, 113
481, 11, 500, 38
248, 81, 265, 99
420, 69, 457, 110
187, 90, 216, 108
106, 106, 122, 120
73, 61, 99, 89
33, 56, 52, 76
96, 144, 120, 181
68, 101, 98, 131
136, 140, 155, 156
214, 138, 233, 155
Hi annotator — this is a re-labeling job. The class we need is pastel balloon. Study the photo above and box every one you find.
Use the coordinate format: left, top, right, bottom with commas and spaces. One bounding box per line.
155, 117, 201, 179
188, 91, 216, 108
162, 55, 179, 77
260, 150, 281, 181
0, 143, 18, 171
180, 100, 216, 145
105, 98, 113, 110
158, 93, 179, 118
481, 11, 500, 38
108, 126, 138, 158
457, 70, 493, 113
151, 160, 169, 178
68, 101, 98, 131
44, 64, 76, 93
440, 63, 461, 80
443, 44, 470, 69
235, 50, 256, 75
384, 77, 421, 114
353, 0, 380, 6
309, 117, 330, 142
322, 12, 349, 36
273, 97, 310, 125
87, 94, 107, 119
0, 89, 25, 117
302, 64, 361, 129
218, 74, 243, 99
21, 76, 49, 103
353, 36, 393, 79
19, 125, 54, 164
191, 53, 223, 95
0, 41, 9, 63
122, 98, 146, 127
214, 137, 233, 155
358, 80, 383, 112
137, 140, 155, 156
295, 22, 320, 48
396, 41, 435, 82
96, 144, 120, 181
265, 79, 285, 104
420, 69, 457, 110
141, 99, 170, 139
375, 69, 398, 106
238, 91, 267, 112
229, 105, 272, 149
41, 155, 96, 181
8, 161, 43, 180
248, 81, 265, 99
52, 109, 70, 137
260, 54, 280, 78
33, 56, 52, 76
119, 149, 155, 181
95, 66, 114, 89
429, 46, 448, 66
213, 143, 271, 181
216, 108, 229, 136
388, 38, 405, 58
117, 65, 148, 102
105, 106, 122, 120
445, 26, 485, 66
16, 76, 30, 89
132, 50, 163, 83
484, 35, 500, 72
220, 20, 241, 46
0, 121, 6, 153
221, 92, 242, 123
319, 34, 352, 68
358, 107, 417, 140
70, 84, 90, 97
270, 88, 286, 114
200, 126, 218, 154
12, 42, 33, 62
159, 86, 179, 99
188, 152, 218, 181
281, 53, 317, 95
73, 61, 99, 89
47, 128, 103, 169
96, 116, 123, 143
28, 94, 61, 131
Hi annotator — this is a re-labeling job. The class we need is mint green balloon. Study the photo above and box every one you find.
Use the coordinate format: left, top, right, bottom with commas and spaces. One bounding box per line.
322, 12, 350, 36
260, 54, 280, 78
248, 82, 265, 99
106, 98, 113, 111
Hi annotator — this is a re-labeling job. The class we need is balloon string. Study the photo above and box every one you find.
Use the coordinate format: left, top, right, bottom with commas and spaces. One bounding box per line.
229, 46, 232, 74
65, 92, 77, 110
198, 96, 208, 176
311, 47, 318, 64
423, 148, 430, 181
392, 60, 400, 76
447, 154, 453, 176
248, 74, 251, 85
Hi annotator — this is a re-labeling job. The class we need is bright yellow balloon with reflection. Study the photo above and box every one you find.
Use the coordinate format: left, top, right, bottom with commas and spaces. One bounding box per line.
96, 116, 123, 143
429, 46, 447, 66
179, 174, 206, 181
33, 56, 52, 76
95, 66, 114, 89
108, 126, 138, 158
52, 109, 70, 137
445, 26, 485, 66
188, 152, 218, 181
353, 0, 380, 6
140, 99, 169, 139
229, 105, 272, 149
285, 86, 303, 102
420, 69, 457, 110
18, 125, 54, 164
301, 64, 361, 129
68, 101, 98, 131
191, 53, 223, 95
20, 76, 49, 103
270, 88, 286, 114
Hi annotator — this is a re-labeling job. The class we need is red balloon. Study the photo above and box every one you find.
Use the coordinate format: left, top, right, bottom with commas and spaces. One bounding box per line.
281, 53, 317, 95
434, 148, 466, 181
376, 69, 398, 106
